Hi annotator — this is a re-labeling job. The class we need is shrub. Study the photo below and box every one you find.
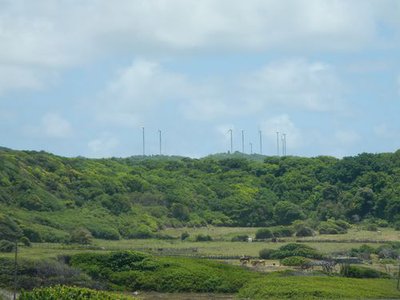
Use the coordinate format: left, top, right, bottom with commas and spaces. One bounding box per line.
231, 235, 249, 242
195, 234, 212, 242
70, 227, 93, 245
341, 265, 389, 279
20, 236, 31, 247
19, 285, 132, 300
295, 226, 314, 237
181, 232, 190, 240
271, 226, 294, 237
280, 256, 311, 266
318, 221, 347, 234
365, 223, 378, 231
21, 227, 42, 243
259, 248, 275, 259
271, 243, 322, 259
255, 228, 274, 239
0, 240, 14, 252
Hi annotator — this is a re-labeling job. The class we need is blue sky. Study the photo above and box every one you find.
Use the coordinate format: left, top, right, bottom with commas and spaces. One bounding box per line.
0, 0, 400, 158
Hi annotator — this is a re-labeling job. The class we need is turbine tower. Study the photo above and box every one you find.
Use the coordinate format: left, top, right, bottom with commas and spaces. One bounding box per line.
141, 126, 145, 156
158, 129, 162, 155
241, 130, 245, 153
259, 130, 263, 154
249, 142, 253, 155
276, 131, 280, 157
228, 129, 233, 154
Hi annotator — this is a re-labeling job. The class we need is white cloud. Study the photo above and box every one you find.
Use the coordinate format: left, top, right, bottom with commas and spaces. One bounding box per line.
0, 0, 398, 95
88, 134, 120, 158
374, 123, 400, 139
0, 65, 43, 95
96, 59, 189, 126
242, 59, 343, 112
334, 130, 361, 145
41, 113, 72, 138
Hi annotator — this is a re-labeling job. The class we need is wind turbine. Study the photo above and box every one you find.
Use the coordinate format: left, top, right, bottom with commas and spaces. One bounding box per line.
158, 129, 162, 155
141, 126, 145, 156
276, 131, 280, 157
241, 130, 245, 153
249, 142, 253, 155
227, 129, 233, 154
259, 130, 263, 155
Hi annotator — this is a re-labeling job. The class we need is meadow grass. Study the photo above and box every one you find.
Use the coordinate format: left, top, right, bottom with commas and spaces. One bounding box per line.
237, 274, 400, 299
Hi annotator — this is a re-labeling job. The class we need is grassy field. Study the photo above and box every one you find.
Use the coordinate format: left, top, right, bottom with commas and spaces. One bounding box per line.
0, 226, 397, 261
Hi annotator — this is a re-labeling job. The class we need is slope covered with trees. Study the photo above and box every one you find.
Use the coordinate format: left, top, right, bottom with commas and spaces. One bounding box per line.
1, 147, 400, 243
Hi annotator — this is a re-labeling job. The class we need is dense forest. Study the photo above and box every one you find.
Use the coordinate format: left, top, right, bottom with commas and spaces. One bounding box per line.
1, 147, 400, 243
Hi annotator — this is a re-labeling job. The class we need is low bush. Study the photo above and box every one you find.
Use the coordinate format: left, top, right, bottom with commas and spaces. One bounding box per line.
255, 228, 274, 239
231, 235, 249, 242
195, 234, 212, 242
295, 226, 314, 237
259, 248, 275, 259
20, 236, 31, 247
180, 232, 190, 240
341, 265, 389, 279
280, 256, 311, 266
318, 220, 347, 234
0, 240, 14, 252
271, 243, 323, 259
19, 285, 132, 300
271, 226, 294, 237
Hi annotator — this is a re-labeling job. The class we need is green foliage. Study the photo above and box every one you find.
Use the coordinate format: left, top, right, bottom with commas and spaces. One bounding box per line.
255, 228, 274, 239
271, 243, 323, 259
270, 226, 294, 237
20, 236, 31, 247
1, 148, 400, 243
318, 219, 349, 234
0, 240, 14, 252
70, 228, 93, 245
341, 265, 389, 279
280, 256, 311, 266
259, 248, 275, 259
19, 285, 133, 300
0, 213, 22, 241
295, 226, 314, 237
180, 231, 190, 240
0, 257, 92, 290
69, 251, 259, 293
237, 275, 400, 299
231, 234, 249, 242
195, 234, 212, 242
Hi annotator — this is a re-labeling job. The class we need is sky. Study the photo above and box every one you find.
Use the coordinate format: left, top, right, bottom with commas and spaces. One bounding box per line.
0, 0, 400, 158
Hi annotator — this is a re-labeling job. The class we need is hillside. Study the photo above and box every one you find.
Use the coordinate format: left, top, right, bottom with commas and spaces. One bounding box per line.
1, 147, 400, 243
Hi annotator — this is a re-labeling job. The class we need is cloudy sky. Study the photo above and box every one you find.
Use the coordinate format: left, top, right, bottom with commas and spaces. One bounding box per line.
1, 0, 400, 158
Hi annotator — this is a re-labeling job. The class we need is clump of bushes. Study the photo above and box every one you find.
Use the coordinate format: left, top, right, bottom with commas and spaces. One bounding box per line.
231, 234, 249, 242
349, 244, 375, 260
259, 248, 275, 259
19, 285, 132, 300
271, 226, 294, 237
259, 243, 322, 260
180, 231, 190, 240
0, 240, 14, 252
255, 228, 274, 239
69, 251, 259, 293
195, 234, 212, 242
341, 265, 389, 279
70, 227, 93, 245
280, 256, 311, 266
295, 226, 314, 237
318, 219, 349, 234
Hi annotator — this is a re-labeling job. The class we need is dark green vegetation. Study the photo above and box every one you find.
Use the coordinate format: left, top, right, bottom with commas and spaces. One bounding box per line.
1, 147, 400, 244
19, 285, 133, 300
259, 243, 323, 259
69, 251, 258, 293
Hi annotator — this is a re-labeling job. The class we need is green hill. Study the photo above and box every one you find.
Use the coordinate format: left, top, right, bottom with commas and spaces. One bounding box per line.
1, 147, 400, 243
